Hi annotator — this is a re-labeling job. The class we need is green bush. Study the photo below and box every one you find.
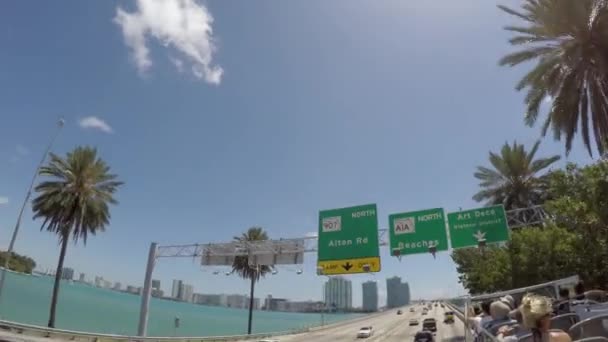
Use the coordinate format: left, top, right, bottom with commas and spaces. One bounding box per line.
0, 251, 36, 274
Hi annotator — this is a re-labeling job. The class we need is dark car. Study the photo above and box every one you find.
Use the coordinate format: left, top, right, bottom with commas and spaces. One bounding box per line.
414, 330, 435, 342
422, 318, 437, 332
397, 310, 403, 315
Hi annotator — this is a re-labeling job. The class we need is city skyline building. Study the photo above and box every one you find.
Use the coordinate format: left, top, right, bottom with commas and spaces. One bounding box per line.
226, 294, 246, 308
362, 281, 378, 312
179, 283, 194, 302
61, 267, 74, 281
386, 276, 410, 308
323, 277, 352, 310
172, 279, 183, 299
264, 295, 287, 311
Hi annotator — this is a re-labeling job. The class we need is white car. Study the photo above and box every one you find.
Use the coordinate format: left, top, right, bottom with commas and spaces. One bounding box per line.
357, 326, 373, 338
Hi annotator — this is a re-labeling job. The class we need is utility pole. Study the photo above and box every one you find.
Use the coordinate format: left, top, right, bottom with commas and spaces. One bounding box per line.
0, 118, 64, 308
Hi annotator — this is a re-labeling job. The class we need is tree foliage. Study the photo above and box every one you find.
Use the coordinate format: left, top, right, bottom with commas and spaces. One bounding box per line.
232, 226, 273, 334
232, 227, 273, 281
545, 162, 608, 288
452, 225, 577, 294
32, 146, 122, 328
0, 251, 36, 274
499, 0, 608, 156
473, 141, 560, 210
454, 160, 608, 294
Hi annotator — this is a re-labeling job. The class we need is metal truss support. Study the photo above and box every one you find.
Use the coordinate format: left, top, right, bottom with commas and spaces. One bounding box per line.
506, 205, 547, 229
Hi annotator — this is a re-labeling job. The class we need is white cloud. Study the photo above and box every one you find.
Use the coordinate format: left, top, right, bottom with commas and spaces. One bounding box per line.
114, 0, 223, 84
0, 197, 8, 205
79, 116, 114, 134
305, 231, 318, 238
170, 56, 185, 73
16, 144, 29, 156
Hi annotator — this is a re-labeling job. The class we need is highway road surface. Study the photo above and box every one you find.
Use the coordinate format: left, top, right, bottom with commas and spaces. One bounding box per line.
265, 303, 466, 342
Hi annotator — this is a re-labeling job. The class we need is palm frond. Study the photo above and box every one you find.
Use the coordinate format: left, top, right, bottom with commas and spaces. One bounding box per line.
499, 46, 557, 67
498, 5, 533, 22
473, 141, 558, 210
500, 0, 608, 156
32, 146, 123, 245
232, 227, 272, 282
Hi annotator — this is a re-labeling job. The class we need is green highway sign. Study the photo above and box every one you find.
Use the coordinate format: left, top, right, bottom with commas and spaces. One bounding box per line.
317, 204, 380, 275
388, 208, 448, 256
447, 205, 509, 249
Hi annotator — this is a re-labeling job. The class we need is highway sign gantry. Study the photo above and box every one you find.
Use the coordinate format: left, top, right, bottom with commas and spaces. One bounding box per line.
447, 205, 509, 249
388, 208, 448, 256
317, 204, 381, 275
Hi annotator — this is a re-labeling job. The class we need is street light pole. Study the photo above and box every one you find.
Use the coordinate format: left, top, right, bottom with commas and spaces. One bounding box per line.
0, 118, 65, 307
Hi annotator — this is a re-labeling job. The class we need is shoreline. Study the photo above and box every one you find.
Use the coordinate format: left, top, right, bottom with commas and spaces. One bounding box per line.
0, 310, 375, 342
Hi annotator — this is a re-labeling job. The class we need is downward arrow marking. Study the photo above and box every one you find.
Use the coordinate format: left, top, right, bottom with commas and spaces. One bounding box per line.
342, 262, 353, 271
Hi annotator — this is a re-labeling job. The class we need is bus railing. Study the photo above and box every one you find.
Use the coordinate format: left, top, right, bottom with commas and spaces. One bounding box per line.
444, 301, 498, 342
445, 275, 583, 342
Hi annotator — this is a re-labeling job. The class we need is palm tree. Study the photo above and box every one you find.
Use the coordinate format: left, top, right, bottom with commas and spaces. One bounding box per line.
32, 146, 123, 328
232, 227, 273, 335
473, 141, 560, 210
499, 0, 608, 156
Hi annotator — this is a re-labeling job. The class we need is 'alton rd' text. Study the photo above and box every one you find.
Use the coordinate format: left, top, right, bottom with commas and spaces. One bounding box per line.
328, 237, 369, 247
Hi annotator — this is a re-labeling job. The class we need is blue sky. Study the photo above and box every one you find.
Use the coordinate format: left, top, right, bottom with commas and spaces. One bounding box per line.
0, 0, 593, 307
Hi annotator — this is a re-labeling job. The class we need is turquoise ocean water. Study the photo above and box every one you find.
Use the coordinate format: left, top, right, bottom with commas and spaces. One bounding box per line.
1, 272, 362, 337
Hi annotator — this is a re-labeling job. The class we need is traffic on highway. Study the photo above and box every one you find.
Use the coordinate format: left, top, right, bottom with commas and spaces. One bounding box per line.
265, 301, 464, 342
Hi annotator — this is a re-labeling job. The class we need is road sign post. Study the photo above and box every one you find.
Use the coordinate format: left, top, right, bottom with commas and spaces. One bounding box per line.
447, 205, 509, 249
388, 208, 448, 257
317, 204, 380, 275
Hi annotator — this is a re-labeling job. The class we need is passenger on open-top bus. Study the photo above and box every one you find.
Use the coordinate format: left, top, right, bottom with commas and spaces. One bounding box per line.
521, 294, 571, 342
554, 287, 571, 315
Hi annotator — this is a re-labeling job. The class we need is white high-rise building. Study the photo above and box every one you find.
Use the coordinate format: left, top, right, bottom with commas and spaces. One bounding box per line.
179, 283, 194, 302
226, 294, 247, 308
94, 276, 103, 288
323, 277, 352, 310
172, 280, 183, 298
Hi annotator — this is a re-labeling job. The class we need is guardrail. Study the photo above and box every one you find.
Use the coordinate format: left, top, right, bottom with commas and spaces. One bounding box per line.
0, 311, 377, 342
444, 302, 499, 342
0, 319, 310, 342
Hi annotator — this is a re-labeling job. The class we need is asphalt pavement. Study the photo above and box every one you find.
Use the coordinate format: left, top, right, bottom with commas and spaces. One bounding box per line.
270, 303, 466, 342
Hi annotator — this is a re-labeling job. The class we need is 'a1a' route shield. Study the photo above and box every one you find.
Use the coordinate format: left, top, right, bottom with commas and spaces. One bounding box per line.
388, 208, 448, 256
317, 204, 380, 275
